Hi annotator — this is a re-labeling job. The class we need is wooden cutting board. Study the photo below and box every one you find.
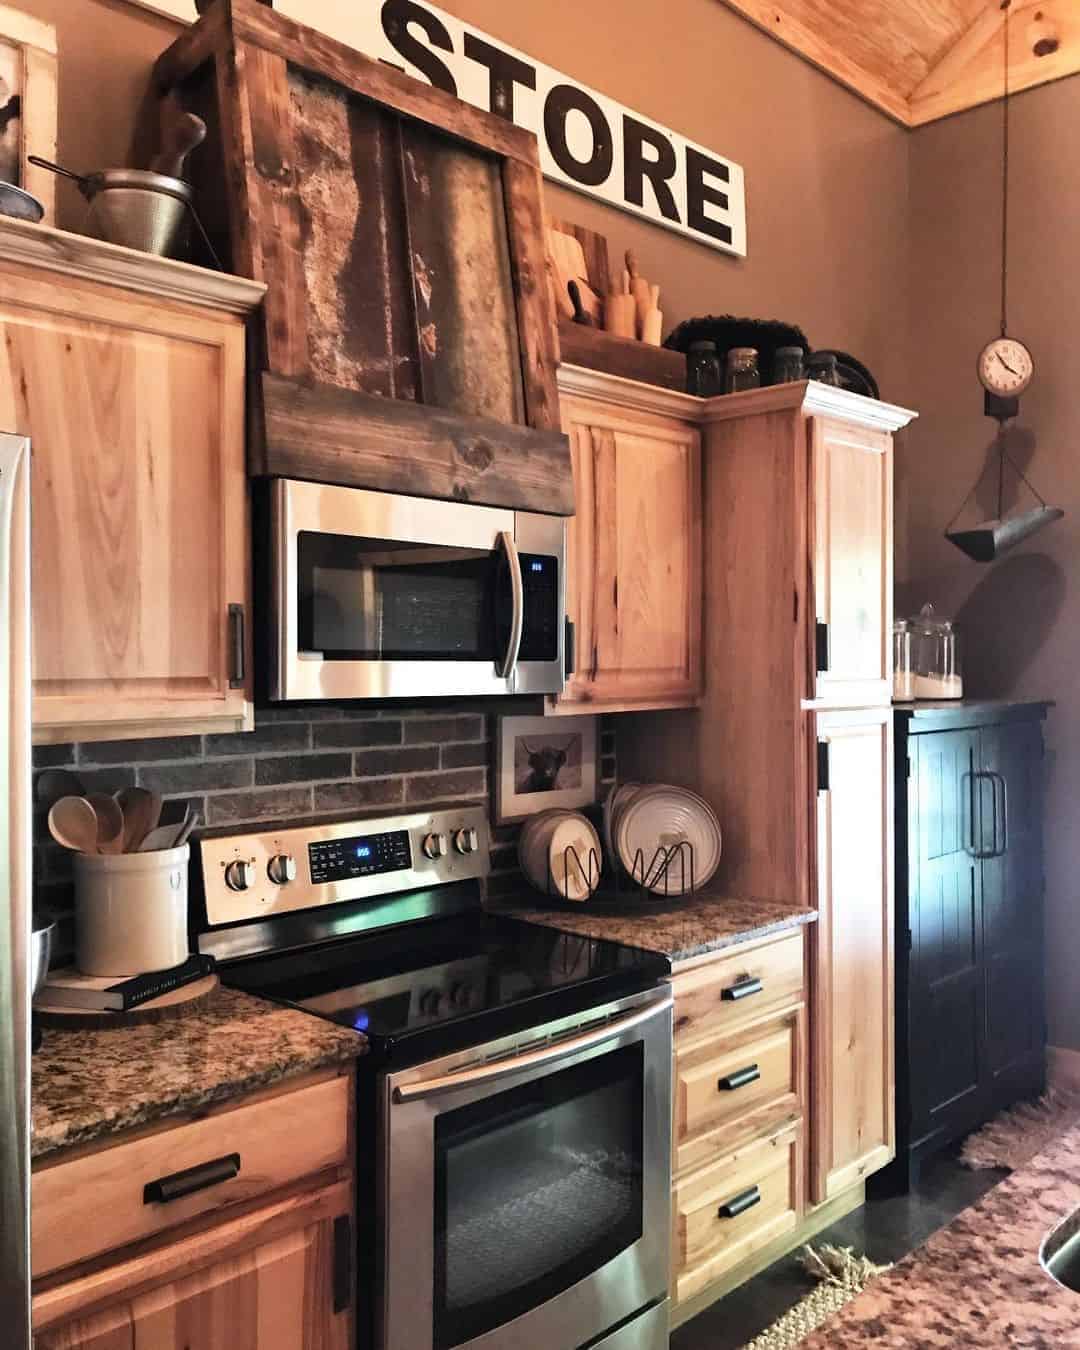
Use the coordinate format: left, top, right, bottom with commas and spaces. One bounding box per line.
35, 975, 220, 1029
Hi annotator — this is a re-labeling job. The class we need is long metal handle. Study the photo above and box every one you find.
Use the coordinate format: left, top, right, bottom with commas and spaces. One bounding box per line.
143, 1152, 240, 1205
971, 771, 997, 858
393, 995, 673, 1102
718, 1064, 761, 1092
228, 603, 245, 689
991, 770, 1009, 856
495, 529, 523, 683
718, 1185, 761, 1220
0, 435, 32, 1350
721, 975, 763, 1002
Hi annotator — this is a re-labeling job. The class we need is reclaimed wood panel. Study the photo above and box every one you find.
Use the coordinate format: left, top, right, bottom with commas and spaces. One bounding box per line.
257, 373, 574, 515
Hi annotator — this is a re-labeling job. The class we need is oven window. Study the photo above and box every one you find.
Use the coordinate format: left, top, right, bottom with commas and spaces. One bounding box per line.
433, 1043, 644, 1349
297, 531, 504, 661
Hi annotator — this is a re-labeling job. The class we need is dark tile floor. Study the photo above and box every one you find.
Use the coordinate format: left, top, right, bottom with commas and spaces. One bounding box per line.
670, 1149, 1006, 1350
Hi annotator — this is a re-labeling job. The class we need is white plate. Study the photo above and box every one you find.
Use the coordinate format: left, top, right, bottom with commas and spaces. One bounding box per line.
615, 784, 721, 895
517, 809, 585, 895
548, 814, 602, 901
603, 781, 641, 864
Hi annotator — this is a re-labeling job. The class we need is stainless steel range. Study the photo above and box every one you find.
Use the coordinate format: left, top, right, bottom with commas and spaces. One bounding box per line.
193, 805, 672, 1350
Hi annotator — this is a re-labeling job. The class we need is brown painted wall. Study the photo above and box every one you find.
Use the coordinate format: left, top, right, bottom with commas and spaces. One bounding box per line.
18, 0, 911, 403
903, 76, 1080, 1048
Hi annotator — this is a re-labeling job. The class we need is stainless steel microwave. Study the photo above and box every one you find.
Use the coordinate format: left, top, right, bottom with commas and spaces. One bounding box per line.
266, 479, 566, 701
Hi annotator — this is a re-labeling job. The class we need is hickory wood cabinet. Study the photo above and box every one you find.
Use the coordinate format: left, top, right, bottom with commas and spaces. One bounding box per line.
31, 1068, 354, 1350
551, 365, 703, 713
0, 218, 264, 745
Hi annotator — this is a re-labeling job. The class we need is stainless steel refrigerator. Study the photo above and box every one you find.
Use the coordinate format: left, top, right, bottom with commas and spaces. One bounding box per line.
0, 432, 32, 1349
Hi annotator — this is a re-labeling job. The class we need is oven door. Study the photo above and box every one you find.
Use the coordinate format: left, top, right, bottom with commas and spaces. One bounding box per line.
269, 479, 565, 701
380, 988, 672, 1350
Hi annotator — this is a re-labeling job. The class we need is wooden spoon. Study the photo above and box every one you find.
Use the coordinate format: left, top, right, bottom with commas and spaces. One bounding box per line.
47, 796, 99, 854
87, 793, 125, 854
115, 786, 162, 853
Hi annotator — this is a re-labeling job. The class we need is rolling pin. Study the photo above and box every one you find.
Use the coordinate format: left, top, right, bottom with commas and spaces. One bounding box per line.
640, 285, 663, 346
604, 269, 637, 339
626, 250, 653, 332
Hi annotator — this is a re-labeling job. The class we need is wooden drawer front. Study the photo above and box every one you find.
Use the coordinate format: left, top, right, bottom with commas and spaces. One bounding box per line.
673, 931, 805, 1047
675, 1015, 798, 1174
32, 1074, 349, 1278
674, 1129, 799, 1305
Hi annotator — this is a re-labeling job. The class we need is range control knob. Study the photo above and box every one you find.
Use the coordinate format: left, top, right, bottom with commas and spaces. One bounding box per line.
450, 981, 474, 1009
267, 853, 297, 885
224, 858, 257, 893
419, 988, 443, 1016
453, 827, 480, 856
422, 832, 448, 860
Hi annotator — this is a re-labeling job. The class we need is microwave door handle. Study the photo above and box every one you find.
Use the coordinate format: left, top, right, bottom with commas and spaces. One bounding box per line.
495, 529, 523, 682
392, 994, 673, 1103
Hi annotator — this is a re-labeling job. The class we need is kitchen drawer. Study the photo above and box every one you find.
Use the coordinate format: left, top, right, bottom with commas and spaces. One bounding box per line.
32, 1072, 349, 1278
672, 930, 805, 1048
674, 1126, 800, 1305
675, 1009, 803, 1175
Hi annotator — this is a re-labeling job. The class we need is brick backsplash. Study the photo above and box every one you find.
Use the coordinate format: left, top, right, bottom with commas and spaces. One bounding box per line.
33, 708, 617, 921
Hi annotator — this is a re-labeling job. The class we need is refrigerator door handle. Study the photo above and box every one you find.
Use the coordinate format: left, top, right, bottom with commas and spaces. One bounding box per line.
0, 432, 32, 1350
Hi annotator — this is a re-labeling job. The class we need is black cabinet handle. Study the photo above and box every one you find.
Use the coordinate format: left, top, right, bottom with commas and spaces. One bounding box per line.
564, 616, 576, 678
718, 1063, 761, 1092
815, 620, 830, 673
143, 1152, 241, 1205
228, 604, 246, 689
718, 1185, 761, 1220
721, 975, 763, 1002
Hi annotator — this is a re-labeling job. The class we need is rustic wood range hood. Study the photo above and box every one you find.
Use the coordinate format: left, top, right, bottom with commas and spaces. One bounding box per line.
154, 0, 572, 517
721, 0, 1078, 126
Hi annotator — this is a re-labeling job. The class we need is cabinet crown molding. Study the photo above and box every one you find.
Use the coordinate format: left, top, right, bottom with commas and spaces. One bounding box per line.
0, 217, 266, 317
558, 363, 917, 434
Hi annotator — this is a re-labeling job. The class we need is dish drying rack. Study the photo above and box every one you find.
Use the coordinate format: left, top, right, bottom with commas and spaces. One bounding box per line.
543, 835, 699, 907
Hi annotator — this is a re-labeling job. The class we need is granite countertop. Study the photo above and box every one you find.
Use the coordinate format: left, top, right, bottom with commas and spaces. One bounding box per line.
488, 893, 816, 966
31, 986, 366, 1161
799, 1120, 1080, 1347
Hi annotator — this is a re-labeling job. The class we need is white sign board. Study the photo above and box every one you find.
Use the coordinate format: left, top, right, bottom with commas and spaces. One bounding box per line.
129, 0, 747, 256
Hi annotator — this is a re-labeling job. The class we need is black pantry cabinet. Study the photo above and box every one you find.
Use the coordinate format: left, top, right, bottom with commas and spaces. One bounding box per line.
886, 700, 1049, 1191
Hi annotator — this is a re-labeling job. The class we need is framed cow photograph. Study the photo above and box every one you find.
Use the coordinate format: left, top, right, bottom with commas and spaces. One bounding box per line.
494, 714, 598, 824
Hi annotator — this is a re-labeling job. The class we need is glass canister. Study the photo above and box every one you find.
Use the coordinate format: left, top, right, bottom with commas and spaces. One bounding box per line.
725, 347, 760, 393
686, 340, 723, 396
806, 352, 841, 386
892, 619, 915, 701
911, 603, 963, 700
773, 346, 805, 384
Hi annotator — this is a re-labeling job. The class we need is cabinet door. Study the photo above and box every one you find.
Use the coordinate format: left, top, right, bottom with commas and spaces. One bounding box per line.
556, 394, 702, 711
812, 417, 892, 706
36, 1191, 350, 1350
811, 708, 894, 1203
0, 265, 251, 743
907, 730, 982, 1144
979, 720, 1046, 1096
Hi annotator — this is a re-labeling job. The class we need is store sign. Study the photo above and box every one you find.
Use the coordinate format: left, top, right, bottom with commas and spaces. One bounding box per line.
135, 0, 748, 257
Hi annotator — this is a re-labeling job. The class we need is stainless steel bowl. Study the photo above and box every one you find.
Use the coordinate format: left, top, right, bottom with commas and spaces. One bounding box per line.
0, 181, 45, 223
83, 170, 192, 258
30, 919, 55, 1000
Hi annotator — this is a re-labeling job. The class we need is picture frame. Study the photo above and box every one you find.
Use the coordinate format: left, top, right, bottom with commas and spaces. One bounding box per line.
0, 3, 57, 223
494, 714, 598, 825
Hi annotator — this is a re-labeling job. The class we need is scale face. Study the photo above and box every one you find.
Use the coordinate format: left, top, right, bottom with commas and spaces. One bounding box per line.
977, 336, 1034, 398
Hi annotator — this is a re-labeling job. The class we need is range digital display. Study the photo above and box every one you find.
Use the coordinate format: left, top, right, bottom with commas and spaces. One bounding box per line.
308, 829, 411, 884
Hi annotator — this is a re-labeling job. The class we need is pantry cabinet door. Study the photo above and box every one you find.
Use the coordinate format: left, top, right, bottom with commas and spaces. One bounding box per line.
556, 393, 702, 712
812, 417, 892, 707
36, 1200, 350, 1350
0, 265, 252, 743
811, 707, 894, 1204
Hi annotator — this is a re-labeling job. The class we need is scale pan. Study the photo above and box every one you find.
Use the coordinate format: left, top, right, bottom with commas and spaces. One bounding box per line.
946, 505, 1064, 562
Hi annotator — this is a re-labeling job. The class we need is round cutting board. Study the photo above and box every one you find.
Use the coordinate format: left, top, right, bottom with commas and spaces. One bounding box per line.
35, 974, 220, 1029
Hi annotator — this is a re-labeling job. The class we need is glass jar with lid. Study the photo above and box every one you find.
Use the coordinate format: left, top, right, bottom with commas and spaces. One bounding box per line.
892, 619, 915, 701
686, 340, 722, 397
806, 352, 841, 386
910, 603, 963, 700
773, 346, 805, 384
724, 347, 760, 394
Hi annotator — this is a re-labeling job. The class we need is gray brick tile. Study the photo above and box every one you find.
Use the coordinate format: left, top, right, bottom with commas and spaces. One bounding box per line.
139, 760, 253, 794
33, 744, 75, 767
312, 779, 404, 812
254, 753, 351, 785
353, 746, 439, 777
313, 720, 403, 749
205, 723, 311, 757
405, 769, 486, 803
206, 787, 313, 827
403, 716, 485, 745
78, 736, 203, 765
441, 742, 488, 770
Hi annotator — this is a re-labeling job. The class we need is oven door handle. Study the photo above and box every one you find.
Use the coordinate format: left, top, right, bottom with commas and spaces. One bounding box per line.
495, 529, 523, 683
392, 994, 673, 1103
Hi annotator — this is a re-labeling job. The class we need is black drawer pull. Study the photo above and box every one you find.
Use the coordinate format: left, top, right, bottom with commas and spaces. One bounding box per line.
721, 976, 763, 1002
718, 1063, 761, 1092
143, 1152, 241, 1205
718, 1185, 761, 1220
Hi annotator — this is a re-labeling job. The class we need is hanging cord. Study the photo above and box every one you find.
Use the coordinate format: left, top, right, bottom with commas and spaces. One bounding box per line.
945, 420, 1051, 533
1000, 0, 1011, 337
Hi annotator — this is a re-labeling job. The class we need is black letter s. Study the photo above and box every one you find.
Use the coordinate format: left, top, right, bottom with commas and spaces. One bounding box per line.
381, 0, 457, 97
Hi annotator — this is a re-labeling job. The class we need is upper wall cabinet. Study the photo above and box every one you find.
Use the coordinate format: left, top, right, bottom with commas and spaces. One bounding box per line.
0, 220, 265, 744
553, 367, 703, 715
812, 417, 893, 707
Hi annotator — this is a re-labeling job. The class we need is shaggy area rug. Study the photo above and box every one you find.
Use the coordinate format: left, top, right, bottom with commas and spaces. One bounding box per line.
740, 1245, 892, 1350
959, 1088, 1080, 1172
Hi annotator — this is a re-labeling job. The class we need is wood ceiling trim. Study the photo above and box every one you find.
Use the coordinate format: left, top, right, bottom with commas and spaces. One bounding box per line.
720, 0, 1080, 127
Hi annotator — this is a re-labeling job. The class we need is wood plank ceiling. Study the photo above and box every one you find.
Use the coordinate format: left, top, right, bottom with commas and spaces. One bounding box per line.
720, 0, 1080, 125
